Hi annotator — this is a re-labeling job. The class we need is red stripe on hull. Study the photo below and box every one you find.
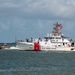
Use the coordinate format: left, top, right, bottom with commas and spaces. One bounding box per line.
34, 43, 40, 51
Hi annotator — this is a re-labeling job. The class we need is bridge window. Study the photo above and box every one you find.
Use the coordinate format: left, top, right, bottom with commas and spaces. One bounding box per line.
56, 37, 61, 39
49, 37, 54, 39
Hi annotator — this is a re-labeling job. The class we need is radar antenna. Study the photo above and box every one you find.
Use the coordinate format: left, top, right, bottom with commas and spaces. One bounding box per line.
52, 22, 62, 36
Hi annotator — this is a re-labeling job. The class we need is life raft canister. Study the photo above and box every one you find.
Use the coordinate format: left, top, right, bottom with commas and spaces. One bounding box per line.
68, 44, 70, 47
34, 43, 40, 51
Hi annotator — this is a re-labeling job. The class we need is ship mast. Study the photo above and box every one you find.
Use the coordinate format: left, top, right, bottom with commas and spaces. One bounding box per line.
52, 22, 62, 36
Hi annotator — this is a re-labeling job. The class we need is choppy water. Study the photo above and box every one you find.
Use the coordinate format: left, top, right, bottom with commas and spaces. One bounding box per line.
0, 49, 75, 75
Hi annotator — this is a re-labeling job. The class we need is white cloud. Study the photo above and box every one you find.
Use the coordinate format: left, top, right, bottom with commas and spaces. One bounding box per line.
0, 0, 75, 19
0, 0, 75, 42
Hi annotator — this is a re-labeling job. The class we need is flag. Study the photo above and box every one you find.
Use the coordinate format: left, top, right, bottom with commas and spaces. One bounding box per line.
58, 24, 63, 29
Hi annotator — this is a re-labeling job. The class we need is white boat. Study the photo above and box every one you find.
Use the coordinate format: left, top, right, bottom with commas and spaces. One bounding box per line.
16, 22, 75, 51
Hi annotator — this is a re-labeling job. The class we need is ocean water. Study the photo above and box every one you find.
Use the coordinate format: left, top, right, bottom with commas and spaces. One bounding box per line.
0, 49, 75, 75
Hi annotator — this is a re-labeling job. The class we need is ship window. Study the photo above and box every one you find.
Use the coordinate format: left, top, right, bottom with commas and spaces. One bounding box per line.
49, 37, 54, 39
56, 37, 61, 39
52, 37, 54, 39
63, 43, 64, 45
49, 37, 53, 39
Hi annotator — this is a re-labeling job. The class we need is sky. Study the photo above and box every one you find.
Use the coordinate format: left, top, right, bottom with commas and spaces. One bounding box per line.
0, 0, 75, 42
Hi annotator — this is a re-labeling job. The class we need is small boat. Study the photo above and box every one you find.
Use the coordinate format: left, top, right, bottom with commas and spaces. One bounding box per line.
15, 22, 75, 51
0, 43, 10, 49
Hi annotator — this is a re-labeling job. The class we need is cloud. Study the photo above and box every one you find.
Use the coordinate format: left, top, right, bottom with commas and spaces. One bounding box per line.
0, 24, 9, 30
62, 21, 75, 32
0, 0, 75, 20
0, 0, 75, 42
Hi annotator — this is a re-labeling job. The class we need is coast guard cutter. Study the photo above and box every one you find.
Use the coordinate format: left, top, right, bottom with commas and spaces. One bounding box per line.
15, 22, 75, 51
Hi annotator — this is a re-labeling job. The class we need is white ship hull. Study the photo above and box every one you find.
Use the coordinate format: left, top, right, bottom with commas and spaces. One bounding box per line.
16, 42, 75, 51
